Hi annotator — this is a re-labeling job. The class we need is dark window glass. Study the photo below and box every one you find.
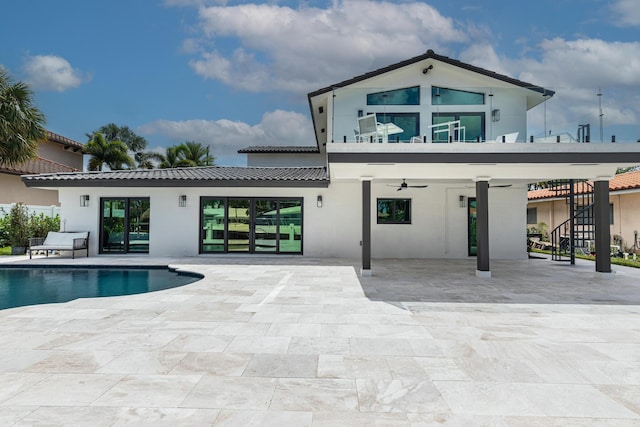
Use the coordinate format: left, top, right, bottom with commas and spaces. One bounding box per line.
100, 198, 150, 254
431, 86, 484, 105
377, 199, 411, 224
527, 208, 537, 224
200, 197, 302, 254
432, 112, 485, 142
375, 112, 419, 142
367, 86, 420, 105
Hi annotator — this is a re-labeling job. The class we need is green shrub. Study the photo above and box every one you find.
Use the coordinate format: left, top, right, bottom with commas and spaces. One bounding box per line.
7, 203, 30, 248
30, 213, 60, 239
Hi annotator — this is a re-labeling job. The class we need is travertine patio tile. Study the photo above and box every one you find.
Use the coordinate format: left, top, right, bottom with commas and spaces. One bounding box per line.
92, 374, 201, 407
225, 336, 291, 354
270, 378, 358, 411
243, 354, 318, 378
181, 376, 277, 410
356, 378, 450, 413
24, 350, 121, 374
171, 352, 252, 376
213, 409, 312, 426
317, 355, 392, 380
287, 337, 351, 355
312, 411, 410, 426
162, 334, 232, 352
4, 373, 124, 406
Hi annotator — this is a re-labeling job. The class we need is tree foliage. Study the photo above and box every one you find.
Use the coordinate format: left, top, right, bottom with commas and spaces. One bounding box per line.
0, 68, 47, 166
96, 123, 147, 152
158, 141, 214, 168
83, 132, 134, 171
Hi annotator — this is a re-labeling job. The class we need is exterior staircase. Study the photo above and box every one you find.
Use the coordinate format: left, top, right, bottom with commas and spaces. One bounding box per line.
550, 180, 595, 264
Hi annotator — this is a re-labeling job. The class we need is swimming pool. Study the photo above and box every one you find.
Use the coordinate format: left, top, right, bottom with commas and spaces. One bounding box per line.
0, 267, 202, 310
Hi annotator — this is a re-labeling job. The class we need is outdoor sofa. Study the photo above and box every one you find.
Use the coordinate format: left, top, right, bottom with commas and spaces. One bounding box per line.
28, 231, 90, 259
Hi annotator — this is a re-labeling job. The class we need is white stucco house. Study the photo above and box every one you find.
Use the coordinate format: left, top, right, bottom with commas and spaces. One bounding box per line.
22, 50, 640, 276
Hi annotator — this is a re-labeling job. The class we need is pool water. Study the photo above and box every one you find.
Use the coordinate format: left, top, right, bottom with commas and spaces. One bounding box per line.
0, 267, 202, 310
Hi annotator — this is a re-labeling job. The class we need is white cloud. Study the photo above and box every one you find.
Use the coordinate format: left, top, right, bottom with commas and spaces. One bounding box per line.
187, 0, 467, 92
23, 55, 89, 92
138, 110, 315, 165
511, 38, 640, 138
611, 0, 640, 27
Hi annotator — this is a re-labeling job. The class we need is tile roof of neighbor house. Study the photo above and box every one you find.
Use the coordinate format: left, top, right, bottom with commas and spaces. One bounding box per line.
22, 166, 329, 188
46, 131, 83, 149
308, 49, 555, 98
1, 157, 79, 176
237, 146, 321, 154
528, 170, 640, 200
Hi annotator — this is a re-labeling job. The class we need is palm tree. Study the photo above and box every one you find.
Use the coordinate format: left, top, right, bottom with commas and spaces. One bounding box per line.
0, 68, 47, 166
158, 146, 192, 168
177, 141, 214, 166
84, 132, 134, 171
134, 151, 163, 169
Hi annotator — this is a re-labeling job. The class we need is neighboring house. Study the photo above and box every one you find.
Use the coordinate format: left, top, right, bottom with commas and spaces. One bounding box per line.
22, 50, 640, 276
1, 131, 83, 209
528, 170, 640, 252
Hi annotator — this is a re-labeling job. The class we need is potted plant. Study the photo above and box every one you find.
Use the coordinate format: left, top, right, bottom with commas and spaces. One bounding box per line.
8, 203, 30, 255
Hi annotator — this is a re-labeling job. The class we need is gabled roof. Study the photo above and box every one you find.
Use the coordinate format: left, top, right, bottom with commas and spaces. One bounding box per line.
238, 146, 320, 154
528, 170, 640, 200
308, 49, 554, 98
0, 157, 78, 176
22, 166, 329, 188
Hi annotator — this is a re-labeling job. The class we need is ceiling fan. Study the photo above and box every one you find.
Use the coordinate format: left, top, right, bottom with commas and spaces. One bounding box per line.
465, 183, 512, 188
388, 179, 429, 191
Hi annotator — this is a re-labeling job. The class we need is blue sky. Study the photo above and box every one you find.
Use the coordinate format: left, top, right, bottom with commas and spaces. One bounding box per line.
1, 0, 639, 165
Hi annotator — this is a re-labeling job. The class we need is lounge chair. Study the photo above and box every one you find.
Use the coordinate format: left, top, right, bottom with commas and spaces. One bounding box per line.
28, 231, 90, 259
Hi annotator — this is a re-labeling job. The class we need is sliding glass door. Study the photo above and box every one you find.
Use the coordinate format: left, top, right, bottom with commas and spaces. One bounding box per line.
100, 198, 150, 254
200, 197, 302, 254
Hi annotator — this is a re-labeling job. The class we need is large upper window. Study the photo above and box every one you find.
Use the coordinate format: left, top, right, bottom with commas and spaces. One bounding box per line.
377, 199, 411, 224
367, 86, 420, 105
432, 86, 484, 105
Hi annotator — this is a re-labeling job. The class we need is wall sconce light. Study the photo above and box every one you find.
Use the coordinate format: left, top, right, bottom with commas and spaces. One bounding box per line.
317, 195, 323, 208
491, 109, 500, 122
459, 195, 466, 208
179, 195, 187, 207
357, 109, 363, 117
80, 195, 90, 207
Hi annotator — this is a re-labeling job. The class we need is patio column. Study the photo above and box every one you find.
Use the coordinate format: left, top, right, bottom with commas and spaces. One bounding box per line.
361, 178, 372, 276
475, 179, 491, 278
594, 178, 612, 274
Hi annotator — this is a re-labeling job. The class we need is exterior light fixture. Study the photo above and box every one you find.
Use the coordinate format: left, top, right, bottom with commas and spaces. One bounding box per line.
179, 195, 187, 207
459, 195, 466, 208
491, 109, 500, 122
317, 195, 323, 208
80, 195, 90, 207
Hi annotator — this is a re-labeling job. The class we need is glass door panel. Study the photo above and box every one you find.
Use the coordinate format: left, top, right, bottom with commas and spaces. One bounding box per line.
101, 199, 126, 253
128, 198, 150, 253
202, 198, 225, 252
254, 200, 278, 253
278, 200, 302, 253
468, 198, 477, 256
228, 199, 250, 252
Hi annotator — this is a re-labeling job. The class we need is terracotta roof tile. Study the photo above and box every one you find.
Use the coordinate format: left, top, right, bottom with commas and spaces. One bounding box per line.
528, 170, 640, 200
46, 131, 83, 149
0, 157, 78, 175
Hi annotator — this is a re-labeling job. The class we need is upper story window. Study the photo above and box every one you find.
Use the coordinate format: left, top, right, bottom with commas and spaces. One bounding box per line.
367, 86, 420, 105
432, 86, 484, 105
